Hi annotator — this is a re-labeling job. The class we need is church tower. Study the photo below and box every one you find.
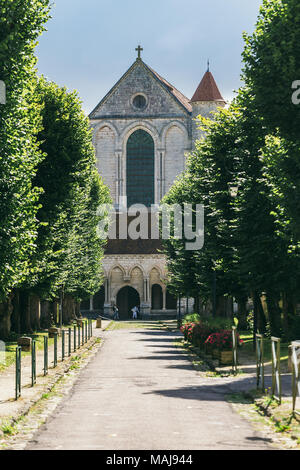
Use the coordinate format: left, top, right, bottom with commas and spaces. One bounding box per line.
190, 65, 226, 144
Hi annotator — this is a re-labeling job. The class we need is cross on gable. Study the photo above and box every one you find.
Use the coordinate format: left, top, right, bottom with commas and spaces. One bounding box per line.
135, 45, 143, 60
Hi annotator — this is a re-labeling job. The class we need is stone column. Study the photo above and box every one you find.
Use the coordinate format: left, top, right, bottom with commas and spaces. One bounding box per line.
104, 277, 112, 317
156, 150, 165, 202
141, 277, 151, 318
147, 278, 150, 305
104, 278, 109, 303
162, 288, 166, 311
115, 151, 123, 208
160, 150, 165, 200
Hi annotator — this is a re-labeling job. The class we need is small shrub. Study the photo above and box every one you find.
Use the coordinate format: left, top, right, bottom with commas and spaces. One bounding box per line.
205, 330, 243, 351
182, 313, 201, 324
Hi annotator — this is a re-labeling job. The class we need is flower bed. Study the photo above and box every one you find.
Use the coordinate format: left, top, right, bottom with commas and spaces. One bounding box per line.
181, 322, 243, 357
181, 321, 222, 349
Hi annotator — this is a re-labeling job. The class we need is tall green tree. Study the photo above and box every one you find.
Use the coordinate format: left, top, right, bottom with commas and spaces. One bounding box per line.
0, 0, 50, 338
162, 94, 286, 336
242, 0, 300, 141
242, 0, 300, 337
28, 78, 111, 325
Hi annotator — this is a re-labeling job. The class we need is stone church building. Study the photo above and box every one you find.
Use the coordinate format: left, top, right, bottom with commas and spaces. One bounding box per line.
82, 47, 225, 319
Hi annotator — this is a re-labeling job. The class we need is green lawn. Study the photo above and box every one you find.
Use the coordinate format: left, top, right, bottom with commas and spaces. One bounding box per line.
106, 320, 163, 331
239, 331, 289, 365
0, 331, 56, 373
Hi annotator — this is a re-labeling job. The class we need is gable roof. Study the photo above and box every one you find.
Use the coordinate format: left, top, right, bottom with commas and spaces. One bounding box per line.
191, 70, 225, 103
144, 63, 192, 113
89, 59, 192, 118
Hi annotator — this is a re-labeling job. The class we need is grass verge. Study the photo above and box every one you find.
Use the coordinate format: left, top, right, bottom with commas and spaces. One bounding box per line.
106, 320, 163, 331
227, 389, 300, 449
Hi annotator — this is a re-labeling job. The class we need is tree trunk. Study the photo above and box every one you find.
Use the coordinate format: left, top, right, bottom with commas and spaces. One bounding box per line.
40, 301, 52, 329
0, 293, 14, 340
282, 291, 296, 341
20, 291, 32, 334
252, 291, 267, 350
62, 295, 76, 324
236, 295, 248, 330
254, 292, 267, 334
75, 301, 81, 318
29, 293, 40, 331
216, 296, 227, 317
51, 301, 59, 326
265, 291, 282, 337
11, 289, 21, 334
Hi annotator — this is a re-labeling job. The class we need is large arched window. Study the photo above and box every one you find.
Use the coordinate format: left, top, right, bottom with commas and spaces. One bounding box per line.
126, 129, 154, 207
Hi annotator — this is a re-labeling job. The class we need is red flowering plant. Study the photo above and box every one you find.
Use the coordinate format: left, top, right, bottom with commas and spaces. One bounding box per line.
180, 322, 194, 341
191, 324, 215, 348
180, 322, 201, 343
181, 322, 221, 348
205, 330, 243, 351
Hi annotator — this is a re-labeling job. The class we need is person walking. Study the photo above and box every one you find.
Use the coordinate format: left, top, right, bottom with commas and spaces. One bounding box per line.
113, 305, 119, 320
131, 306, 138, 320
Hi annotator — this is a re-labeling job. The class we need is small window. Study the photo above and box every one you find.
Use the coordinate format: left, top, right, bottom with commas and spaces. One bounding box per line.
132, 94, 147, 110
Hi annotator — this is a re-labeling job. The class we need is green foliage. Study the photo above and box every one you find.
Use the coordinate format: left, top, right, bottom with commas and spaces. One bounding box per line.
182, 313, 201, 324
0, 0, 50, 301
0, 1, 111, 338
242, 0, 300, 141
182, 314, 232, 330
161, 0, 300, 340
31, 77, 111, 301
201, 316, 233, 331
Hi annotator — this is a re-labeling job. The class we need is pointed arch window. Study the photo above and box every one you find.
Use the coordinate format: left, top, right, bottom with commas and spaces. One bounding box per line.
126, 129, 154, 207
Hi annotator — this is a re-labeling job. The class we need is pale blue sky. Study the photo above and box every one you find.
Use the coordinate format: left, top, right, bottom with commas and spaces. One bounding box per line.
36, 0, 263, 114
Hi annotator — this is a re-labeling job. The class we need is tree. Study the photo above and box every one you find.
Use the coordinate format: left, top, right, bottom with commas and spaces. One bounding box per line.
242, 0, 300, 337
161, 93, 286, 336
28, 78, 111, 326
242, 0, 300, 142
0, 0, 50, 338
260, 134, 300, 338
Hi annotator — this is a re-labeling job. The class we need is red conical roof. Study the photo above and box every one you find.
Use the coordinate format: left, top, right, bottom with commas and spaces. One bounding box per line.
191, 70, 225, 103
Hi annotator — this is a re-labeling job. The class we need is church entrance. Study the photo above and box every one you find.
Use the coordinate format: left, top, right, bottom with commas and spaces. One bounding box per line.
116, 286, 140, 319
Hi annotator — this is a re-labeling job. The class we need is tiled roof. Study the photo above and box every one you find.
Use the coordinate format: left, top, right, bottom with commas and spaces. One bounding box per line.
146, 64, 192, 113
191, 70, 225, 103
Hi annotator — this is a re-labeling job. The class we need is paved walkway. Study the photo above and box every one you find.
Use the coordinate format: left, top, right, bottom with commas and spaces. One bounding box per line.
0, 320, 110, 420
26, 324, 272, 450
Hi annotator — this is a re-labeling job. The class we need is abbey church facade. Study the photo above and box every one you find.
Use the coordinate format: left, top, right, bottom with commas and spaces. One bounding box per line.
84, 48, 225, 319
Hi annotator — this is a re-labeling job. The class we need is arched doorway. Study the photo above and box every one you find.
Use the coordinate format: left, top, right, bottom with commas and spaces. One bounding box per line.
126, 129, 155, 207
117, 286, 140, 319
151, 284, 163, 310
